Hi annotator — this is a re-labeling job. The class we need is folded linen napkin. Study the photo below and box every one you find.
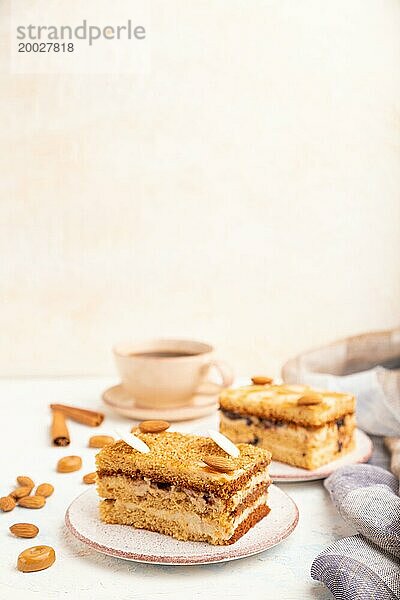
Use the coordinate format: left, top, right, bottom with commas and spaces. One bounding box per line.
311, 464, 400, 599
282, 330, 400, 597
282, 329, 400, 436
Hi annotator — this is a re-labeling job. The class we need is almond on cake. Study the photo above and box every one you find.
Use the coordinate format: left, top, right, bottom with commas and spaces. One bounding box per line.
219, 383, 356, 470
95, 431, 271, 545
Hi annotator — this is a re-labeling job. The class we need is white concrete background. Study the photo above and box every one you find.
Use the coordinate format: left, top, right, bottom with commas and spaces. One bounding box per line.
1, 0, 400, 378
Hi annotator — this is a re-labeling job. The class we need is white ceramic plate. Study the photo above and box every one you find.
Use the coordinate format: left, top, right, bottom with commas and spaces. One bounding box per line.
65, 484, 298, 565
269, 428, 372, 482
102, 384, 218, 422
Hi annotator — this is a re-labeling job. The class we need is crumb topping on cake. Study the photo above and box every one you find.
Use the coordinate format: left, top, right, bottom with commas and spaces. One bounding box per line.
220, 383, 355, 426
96, 431, 271, 498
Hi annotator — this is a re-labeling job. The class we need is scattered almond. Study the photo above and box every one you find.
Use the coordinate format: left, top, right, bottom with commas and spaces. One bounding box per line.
17, 545, 56, 572
202, 455, 236, 473
139, 420, 170, 434
251, 376, 273, 385
88, 435, 115, 448
10, 486, 32, 500
57, 455, 82, 473
83, 472, 96, 485
0, 496, 16, 512
35, 483, 54, 498
18, 496, 46, 509
297, 392, 323, 406
10, 523, 39, 538
16, 476, 35, 489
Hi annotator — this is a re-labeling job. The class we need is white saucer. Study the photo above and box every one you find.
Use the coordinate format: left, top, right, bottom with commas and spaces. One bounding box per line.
269, 428, 372, 482
65, 484, 298, 565
102, 384, 219, 422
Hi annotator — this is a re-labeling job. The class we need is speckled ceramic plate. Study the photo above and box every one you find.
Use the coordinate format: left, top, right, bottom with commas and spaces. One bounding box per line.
269, 428, 372, 482
65, 484, 298, 565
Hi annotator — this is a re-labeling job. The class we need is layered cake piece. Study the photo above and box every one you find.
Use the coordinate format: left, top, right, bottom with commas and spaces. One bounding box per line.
220, 383, 356, 470
96, 430, 271, 545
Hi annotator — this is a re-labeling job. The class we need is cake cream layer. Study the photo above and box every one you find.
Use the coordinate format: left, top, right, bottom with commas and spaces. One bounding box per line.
97, 469, 271, 517
220, 411, 355, 449
268, 438, 356, 470
100, 492, 270, 545
220, 383, 355, 427
96, 431, 272, 544
220, 411, 356, 469
96, 432, 271, 499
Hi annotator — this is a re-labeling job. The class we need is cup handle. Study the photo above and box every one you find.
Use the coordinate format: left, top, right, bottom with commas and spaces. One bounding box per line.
195, 360, 234, 395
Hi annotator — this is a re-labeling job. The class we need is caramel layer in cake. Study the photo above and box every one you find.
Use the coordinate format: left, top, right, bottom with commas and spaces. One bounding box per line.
219, 384, 356, 470
96, 432, 271, 545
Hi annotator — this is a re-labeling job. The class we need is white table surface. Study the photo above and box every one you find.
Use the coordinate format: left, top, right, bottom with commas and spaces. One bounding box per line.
0, 377, 357, 600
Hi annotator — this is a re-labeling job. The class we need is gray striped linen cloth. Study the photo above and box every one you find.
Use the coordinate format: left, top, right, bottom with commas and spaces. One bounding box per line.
281, 331, 400, 596
311, 463, 400, 598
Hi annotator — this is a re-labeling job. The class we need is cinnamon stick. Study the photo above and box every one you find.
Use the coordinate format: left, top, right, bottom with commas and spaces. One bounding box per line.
50, 404, 104, 427
51, 410, 70, 446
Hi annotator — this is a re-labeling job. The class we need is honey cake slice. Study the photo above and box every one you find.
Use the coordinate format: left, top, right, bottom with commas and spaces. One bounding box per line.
96, 431, 271, 545
219, 383, 356, 470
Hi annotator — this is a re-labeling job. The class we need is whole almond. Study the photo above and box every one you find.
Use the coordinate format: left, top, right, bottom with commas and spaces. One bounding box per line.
35, 483, 54, 498
203, 455, 236, 473
139, 420, 170, 434
82, 472, 96, 485
251, 376, 273, 385
0, 496, 16, 512
88, 435, 115, 448
10, 486, 32, 500
18, 496, 46, 509
57, 455, 82, 473
10, 523, 39, 539
17, 545, 56, 572
297, 393, 323, 406
17, 476, 35, 489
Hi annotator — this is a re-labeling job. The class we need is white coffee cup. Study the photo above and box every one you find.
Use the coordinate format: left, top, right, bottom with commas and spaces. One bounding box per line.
113, 339, 233, 408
